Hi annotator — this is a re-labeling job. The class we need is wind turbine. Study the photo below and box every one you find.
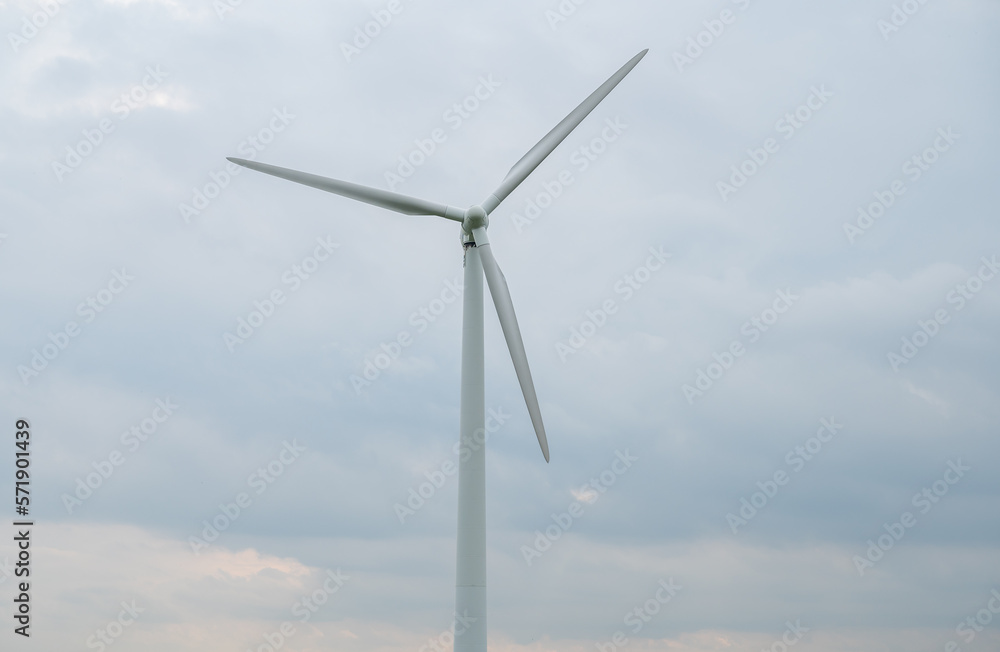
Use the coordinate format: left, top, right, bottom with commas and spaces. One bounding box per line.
228, 48, 647, 652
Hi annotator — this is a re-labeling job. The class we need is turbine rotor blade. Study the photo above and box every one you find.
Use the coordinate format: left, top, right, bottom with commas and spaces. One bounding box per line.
472, 227, 550, 463
481, 49, 648, 214
227, 157, 465, 222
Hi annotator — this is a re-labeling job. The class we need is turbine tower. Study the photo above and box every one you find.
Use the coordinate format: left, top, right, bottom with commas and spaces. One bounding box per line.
228, 48, 647, 651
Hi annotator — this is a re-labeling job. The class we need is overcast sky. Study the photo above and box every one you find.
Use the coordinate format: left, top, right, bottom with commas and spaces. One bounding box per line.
1, 0, 999, 650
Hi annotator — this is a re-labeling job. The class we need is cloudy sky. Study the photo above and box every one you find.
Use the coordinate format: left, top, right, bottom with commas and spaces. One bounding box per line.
2, 0, 999, 650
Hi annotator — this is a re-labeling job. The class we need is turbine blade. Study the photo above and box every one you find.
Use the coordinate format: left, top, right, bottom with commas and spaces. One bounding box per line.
472, 227, 550, 462
227, 157, 465, 222
481, 49, 648, 214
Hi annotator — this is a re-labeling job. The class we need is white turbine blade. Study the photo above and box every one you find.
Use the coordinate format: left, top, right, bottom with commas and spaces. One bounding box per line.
472, 227, 550, 463
227, 157, 465, 222
481, 49, 648, 214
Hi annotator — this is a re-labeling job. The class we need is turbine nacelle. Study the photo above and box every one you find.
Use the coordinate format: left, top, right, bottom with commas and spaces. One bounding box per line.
462, 205, 489, 236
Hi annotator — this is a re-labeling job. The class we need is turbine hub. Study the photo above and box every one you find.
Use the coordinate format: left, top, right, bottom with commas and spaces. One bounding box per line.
462, 205, 488, 234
